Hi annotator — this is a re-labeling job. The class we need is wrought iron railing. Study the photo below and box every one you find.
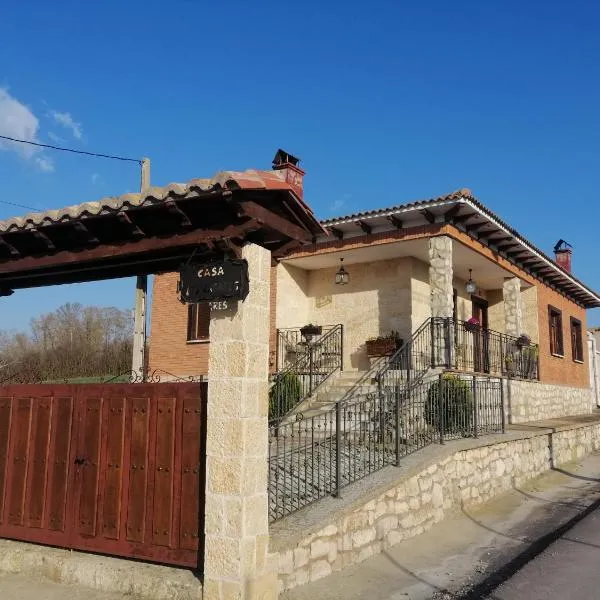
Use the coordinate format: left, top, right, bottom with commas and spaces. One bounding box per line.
449, 319, 539, 380
268, 372, 504, 522
269, 325, 343, 423
276, 325, 338, 371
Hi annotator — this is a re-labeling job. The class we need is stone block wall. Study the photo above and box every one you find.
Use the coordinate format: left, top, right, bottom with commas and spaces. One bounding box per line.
275, 421, 600, 593
506, 379, 593, 423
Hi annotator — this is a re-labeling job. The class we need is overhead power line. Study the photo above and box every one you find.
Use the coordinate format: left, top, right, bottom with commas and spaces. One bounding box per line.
0, 134, 141, 164
0, 199, 38, 212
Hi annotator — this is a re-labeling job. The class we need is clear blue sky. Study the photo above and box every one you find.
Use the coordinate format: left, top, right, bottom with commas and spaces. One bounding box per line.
0, 0, 599, 332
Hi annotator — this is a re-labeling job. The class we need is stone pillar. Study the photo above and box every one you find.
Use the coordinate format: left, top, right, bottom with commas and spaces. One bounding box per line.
428, 236, 454, 318
428, 236, 454, 367
503, 277, 523, 337
204, 243, 277, 600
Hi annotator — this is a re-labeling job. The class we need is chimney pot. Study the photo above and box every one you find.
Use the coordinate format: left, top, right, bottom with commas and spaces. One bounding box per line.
554, 239, 573, 273
272, 148, 305, 198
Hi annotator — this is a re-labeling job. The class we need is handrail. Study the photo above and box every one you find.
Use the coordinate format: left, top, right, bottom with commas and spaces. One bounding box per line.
269, 324, 343, 422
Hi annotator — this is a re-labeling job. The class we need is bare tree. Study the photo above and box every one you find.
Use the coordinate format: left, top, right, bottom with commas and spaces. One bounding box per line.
0, 303, 134, 383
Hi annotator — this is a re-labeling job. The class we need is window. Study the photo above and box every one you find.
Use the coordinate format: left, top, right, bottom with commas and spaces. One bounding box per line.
548, 306, 563, 357
571, 317, 584, 362
187, 303, 210, 342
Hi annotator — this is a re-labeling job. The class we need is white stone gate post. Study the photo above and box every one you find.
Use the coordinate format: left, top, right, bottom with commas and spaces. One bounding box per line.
204, 243, 277, 599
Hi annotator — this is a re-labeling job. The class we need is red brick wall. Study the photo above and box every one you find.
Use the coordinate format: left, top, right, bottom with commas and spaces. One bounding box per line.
148, 272, 209, 376
149, 267, 279, 377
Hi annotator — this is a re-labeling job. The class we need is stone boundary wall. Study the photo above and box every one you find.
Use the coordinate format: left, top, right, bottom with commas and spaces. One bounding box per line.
275, 421, 600, 593
507, 379, 593, 423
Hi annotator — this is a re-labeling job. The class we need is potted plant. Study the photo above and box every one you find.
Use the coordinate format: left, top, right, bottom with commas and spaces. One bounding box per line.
516, 333, 532, 348
464, 317, 480, 333
300, 323, 322, 341
366, 331, 402, 357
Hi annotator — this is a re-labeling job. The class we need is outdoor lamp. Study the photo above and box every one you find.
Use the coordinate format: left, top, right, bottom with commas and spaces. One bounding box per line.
335, 258, 349, 285
465, 269, 477, 295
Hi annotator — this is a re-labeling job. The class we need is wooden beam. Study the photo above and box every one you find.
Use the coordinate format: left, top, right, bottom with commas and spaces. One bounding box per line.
487, 236, 513, 244
0, 287, 14, 297
164, 200, 192, 228
0, 221, 259, 277
116, 213, 145, 238
496, 242, 521, 252
421, 209, 436, 224
0, 235, 20, 257
72, 222, 99, 245
272, 239, 302, 258
466, 222, 489, 234
31, 229, 55, 251
443, 205, 462, 222
237, 201, 311, 242
357, 220, 372, 235
328, 227, 344, 240
452, 213, 477, 224
387, 215, 403, 229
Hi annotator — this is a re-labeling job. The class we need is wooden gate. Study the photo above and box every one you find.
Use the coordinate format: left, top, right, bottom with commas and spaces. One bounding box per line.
0, 382, 206, 568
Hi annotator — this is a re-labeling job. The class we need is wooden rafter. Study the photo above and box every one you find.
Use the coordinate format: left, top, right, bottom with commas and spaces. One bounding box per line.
72, 222, 99, 245
442, 205, 462, 222
31, 229, 55, 251
357, 220, 372, 234
496, 242, 521, 252
421, 209, 436, 224
237, 201, 311, 242
387, 215, 403, 229
0, 235, 20, 257
451, 213, 476, 224
328, 227, 344, 240
272, 239, 302, 258
466, 222, 489, 234
116, 212, 145, 238
164, 200, 192, 228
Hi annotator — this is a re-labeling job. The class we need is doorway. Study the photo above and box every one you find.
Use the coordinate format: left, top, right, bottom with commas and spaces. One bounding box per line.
471, 296, 489, 372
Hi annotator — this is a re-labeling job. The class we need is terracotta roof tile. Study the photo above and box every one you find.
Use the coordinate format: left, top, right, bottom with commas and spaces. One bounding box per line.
0, 169, 304, 234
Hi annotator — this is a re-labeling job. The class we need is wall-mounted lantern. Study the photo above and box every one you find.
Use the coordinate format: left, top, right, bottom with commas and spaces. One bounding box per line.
335, 258, 350, 285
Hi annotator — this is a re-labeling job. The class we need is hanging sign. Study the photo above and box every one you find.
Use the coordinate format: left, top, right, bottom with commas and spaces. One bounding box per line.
178, 258, 249, 303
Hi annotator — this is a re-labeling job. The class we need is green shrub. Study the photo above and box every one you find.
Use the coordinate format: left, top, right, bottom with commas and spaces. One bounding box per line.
269, 371, 303, 420
425, 374, 473, 434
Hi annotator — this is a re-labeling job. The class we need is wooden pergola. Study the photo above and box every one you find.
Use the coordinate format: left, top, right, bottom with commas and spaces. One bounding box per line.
0, 169, 324, 294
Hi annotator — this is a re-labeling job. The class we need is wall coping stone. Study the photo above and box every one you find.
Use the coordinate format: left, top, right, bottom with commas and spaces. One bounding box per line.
270, 411, 600, 552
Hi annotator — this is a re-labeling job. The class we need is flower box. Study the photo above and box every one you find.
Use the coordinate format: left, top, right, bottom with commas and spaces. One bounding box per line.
366, 334, 402, 357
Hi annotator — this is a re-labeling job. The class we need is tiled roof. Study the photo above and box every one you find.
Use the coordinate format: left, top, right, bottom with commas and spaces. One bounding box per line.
0, 169, 308, 234
319, 188, 600, 308
320, 188, 473, 225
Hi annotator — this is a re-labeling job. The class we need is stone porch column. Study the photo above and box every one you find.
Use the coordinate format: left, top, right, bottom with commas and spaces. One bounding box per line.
503, 277, 523, 337
428, 236, 454, 367
204, 243, 277, 599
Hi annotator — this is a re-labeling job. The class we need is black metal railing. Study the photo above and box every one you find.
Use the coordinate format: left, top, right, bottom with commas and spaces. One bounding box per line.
449, 319, 539, 380
276, 325, 338, 371
269, 325, 343, 423
268, 371, 504, 522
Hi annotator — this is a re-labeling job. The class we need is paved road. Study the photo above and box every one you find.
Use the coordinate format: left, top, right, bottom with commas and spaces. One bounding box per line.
490, 503, 600, 600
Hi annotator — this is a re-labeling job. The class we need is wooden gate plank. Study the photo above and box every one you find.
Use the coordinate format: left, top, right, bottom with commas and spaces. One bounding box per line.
47, 396, 74, 532
0, 396, 13, 524
179, 389, 202, 551
126, 396, 150, 543
77, 396, 102, 537
26, 397, 52, 528
8, 397, 33, 526
101, 396, 125, 540
152, 396, 176, 548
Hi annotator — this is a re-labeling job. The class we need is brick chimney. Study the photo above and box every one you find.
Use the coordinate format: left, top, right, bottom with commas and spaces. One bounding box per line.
554, 239, 573, 273
272, 149, 305, 198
